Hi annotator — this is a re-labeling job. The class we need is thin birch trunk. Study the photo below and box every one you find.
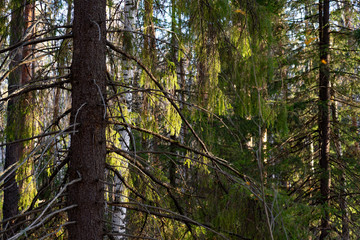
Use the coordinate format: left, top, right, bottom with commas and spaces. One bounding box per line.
112, 0, 137, 238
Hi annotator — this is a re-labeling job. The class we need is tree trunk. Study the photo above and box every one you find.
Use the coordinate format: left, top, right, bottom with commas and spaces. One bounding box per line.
67, 0, 106, 239
318, 0, 330, 239
17, 0, 36, 212
21, 2, 34, 85
3, 0, 23, 225
111, 1, 137, 238
3, 0, 34, 233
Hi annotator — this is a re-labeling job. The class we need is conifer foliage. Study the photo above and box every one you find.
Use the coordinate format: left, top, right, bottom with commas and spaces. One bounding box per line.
0, 0, 360, 239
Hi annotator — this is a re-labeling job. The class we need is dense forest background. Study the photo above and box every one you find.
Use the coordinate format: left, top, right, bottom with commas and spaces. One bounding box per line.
0, 0, 359, 239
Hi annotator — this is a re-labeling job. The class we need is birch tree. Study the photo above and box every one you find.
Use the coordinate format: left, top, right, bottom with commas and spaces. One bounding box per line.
110, 0, 138, 238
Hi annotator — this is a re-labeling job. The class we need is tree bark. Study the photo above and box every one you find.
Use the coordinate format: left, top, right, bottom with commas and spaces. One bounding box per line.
318, 0, 330, 239
3, 0, 34, 232
111, 1, 137, 238
3, 0, 23, 225
67, 0, 106, 239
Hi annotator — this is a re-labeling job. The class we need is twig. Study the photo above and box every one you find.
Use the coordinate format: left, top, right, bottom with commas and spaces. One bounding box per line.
108, 201, 232, 240
0, 34, 72, 54
91, 20, 101, 41
106, 41, 209, 155
93, 78, 107, 119
38, 221, 76, 240
8, 176, 81, 240
73, 103, 86, 134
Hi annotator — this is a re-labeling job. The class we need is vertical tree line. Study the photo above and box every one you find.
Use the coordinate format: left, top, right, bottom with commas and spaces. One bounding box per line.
318, 0, 330, 238
67, 0, 106, 239
3, 1, 34, 236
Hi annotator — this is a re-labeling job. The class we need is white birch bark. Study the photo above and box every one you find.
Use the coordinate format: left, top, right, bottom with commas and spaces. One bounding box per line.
112, 0, 137, 238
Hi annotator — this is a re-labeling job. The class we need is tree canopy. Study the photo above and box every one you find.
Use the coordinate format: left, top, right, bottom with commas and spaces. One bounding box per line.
0, 0, 360, 239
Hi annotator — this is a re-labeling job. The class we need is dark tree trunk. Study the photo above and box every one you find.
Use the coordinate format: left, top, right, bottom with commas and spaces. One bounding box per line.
3, 2, 23, 224
67, 0, 106, 239
318, 0, 330, 239
21, 2, 34, 85
3, 1, 33, 232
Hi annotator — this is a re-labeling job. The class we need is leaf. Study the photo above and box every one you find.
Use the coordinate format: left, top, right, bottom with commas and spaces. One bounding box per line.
184, 158, 191, 168
235, 9, 246, 16
305, 37, 316, 45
